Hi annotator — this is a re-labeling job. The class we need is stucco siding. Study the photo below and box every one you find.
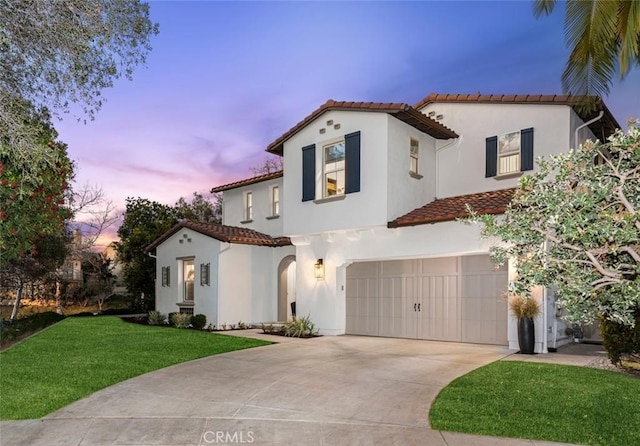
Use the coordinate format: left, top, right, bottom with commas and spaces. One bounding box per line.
386, 114, 438, 221
222, 177, 284, 236
155, 228, 220, 323
419, 103, 572, 199
282, 110, 389, 236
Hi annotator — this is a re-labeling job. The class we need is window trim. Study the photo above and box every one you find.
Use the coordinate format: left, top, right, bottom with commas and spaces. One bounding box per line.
270, 185, 280, 217
182, 258, 195, 302
242, 191, 253, 223
497, 130, 522, 175
409, 138, 419, 175
322, 138, 346, 198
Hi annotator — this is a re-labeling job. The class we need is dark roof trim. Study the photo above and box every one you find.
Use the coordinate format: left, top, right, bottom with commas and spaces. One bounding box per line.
266, 100, 458, 155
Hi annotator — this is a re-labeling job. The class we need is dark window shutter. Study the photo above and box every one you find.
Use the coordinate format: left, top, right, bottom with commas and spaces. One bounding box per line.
520, 127, 534, 171
301, 144, 315, 201
485, 136, 497, 177
345, 131, 361, 193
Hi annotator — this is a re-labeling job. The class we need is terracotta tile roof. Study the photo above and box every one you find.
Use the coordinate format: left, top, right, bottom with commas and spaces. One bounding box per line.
145, 220, 292, 251
266, 100, 458, 155
413, 93, 619, 142
388, 188, 517, 228
211, 170, 283, 193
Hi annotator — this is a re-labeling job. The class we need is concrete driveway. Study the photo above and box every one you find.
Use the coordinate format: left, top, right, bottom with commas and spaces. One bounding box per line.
1, 333, 557, 445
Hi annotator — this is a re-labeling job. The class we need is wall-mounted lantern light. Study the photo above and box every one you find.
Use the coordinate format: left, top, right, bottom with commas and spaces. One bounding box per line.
314, 258, 324, 280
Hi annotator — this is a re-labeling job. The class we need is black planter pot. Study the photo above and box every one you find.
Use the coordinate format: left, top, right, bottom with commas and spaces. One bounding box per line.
517, 317, 535, 354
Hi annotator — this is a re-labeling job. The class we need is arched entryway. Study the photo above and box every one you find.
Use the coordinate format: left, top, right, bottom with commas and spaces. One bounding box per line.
277, 255, 296, 322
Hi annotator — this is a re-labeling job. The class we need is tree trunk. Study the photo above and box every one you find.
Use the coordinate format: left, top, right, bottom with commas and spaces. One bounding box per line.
10, 285, 24, 320
55, 281, 64, 315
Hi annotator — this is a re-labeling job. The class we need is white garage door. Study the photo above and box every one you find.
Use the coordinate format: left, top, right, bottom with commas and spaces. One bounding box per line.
346, 255, 508, 345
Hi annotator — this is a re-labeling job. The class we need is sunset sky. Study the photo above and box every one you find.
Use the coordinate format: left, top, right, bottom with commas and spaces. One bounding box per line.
55, 1, 640, 245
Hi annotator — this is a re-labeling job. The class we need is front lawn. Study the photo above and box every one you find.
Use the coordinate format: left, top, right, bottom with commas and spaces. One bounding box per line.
0, 316, 271, 420
430, 361, 640, 446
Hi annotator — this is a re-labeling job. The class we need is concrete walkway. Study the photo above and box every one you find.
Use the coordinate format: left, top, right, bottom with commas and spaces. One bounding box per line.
1, 332, 591, 446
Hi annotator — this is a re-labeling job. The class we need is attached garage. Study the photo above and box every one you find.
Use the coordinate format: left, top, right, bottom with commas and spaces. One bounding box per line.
345, 254, 508, 345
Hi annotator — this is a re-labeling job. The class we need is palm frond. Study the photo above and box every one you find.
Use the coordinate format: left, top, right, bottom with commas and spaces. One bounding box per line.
617, 0, 640, 76
533, 0, 557, 18
561, 0, 619, 98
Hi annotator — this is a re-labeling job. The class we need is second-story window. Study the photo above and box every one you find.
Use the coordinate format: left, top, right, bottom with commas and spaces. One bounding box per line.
486, 127, 533, 178
244, 191, 253, 221
271, 186, 280, 216
498, 131, 521, 175
410, 138, 419, 175
323, 140, 346, 197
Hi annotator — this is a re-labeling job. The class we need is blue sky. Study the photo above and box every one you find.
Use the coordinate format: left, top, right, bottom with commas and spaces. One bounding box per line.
55, 0, 640, 240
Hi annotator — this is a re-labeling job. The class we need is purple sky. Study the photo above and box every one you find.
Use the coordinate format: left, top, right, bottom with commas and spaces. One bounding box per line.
55, 1, 640, 245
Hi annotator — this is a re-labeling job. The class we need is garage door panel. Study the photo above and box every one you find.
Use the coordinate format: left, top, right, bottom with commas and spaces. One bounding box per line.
419, 257, 458, 275
346, 255, 507, 346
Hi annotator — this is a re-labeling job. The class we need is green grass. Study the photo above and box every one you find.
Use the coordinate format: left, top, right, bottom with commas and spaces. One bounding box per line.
0, 317, 271, 420
430, 361, 640, 446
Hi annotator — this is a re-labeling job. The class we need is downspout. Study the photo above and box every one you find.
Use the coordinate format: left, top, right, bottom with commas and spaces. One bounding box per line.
217, 242, 233, 327
574, 111, 604, 149
435, 136, 462, 198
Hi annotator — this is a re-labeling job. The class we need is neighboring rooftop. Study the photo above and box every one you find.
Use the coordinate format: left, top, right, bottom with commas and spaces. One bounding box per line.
266, 100, 458, 155
211, 170, 283, 193
388, 188, 516, 228
414, 93, 620, 142
145, 220, 291, 251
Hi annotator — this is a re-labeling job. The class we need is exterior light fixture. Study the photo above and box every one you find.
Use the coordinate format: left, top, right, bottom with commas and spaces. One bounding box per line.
314, 259, 324, 280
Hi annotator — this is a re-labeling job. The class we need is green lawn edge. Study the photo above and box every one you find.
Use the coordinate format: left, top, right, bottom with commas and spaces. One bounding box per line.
429, 361, 640, 446
0, 316, 272, 420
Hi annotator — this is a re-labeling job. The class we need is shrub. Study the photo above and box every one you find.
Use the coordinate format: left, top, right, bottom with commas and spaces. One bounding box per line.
1, 312, 65, 345
147, 311, 167, 326
601, 309, 640, 364
283, 314, 318, 338
170, 312, 191, 329
509, 296, 541, 319
191, 314, 207, 330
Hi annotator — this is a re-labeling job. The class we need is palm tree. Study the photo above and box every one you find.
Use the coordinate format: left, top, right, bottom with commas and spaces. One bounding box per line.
534, 0, 640, 99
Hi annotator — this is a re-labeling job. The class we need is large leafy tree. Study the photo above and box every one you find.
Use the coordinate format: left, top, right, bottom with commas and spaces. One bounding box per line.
0, 105, 74, 264
1, 0, 158, 149
116, 198, 177, 309
116, 193, 222, 309
534, 0, 640, 98
469, 125, 639, 327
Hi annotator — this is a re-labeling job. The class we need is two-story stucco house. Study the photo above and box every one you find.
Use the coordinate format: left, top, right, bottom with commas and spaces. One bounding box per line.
148, 93, 619, 353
